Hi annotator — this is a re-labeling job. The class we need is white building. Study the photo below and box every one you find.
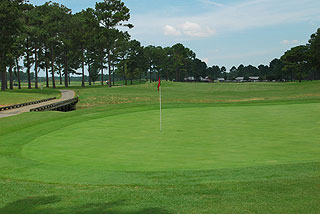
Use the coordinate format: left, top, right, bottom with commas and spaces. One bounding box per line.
235, 77, 244, 82
249, 77, 260, 82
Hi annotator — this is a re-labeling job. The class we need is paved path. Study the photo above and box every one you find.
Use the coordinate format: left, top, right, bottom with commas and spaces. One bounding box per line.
0, 90, 75, 119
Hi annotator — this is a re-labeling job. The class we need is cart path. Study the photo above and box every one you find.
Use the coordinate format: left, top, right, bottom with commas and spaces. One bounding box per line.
0, 90, 75, 119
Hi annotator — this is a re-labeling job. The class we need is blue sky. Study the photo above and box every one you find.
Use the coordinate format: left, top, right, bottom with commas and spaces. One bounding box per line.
30, 0, 320, 70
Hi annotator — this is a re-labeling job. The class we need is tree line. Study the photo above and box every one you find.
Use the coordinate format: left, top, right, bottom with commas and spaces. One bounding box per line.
1, 0, 320, 91
0, 0, 133, 91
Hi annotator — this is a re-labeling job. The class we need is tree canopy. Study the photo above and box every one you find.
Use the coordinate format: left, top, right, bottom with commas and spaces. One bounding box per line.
1, 1, 320, 91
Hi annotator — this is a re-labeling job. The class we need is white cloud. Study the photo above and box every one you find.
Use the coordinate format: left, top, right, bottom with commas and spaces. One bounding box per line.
200, 0, 224, 7
201, 58, 209, 64
281, 40, 290, 44
164, 25, 181, 36
180, 21, 216, 37
130, 0, 320, 42
281, 40, 299, 44
200, 0, 320, 33
162, 21, 216, 38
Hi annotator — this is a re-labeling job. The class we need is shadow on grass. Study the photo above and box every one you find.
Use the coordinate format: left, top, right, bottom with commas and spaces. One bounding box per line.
0, 196, 171, 214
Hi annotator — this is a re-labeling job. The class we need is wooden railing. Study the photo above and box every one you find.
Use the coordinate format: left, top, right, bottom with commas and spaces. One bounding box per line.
0, 97, 56, 111
29, 97, 79, 112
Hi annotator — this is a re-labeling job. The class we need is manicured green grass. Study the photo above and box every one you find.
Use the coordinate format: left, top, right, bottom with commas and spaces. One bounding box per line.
0, 87, 60, 106
22, 104, 320, 173
1, 81, 320, 213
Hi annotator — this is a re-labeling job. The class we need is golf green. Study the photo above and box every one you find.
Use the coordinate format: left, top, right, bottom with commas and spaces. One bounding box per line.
22, 103, 320, 173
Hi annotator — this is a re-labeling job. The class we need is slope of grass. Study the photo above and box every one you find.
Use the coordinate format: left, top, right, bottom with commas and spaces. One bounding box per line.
0, 88, 60, 106
1, 81, 320, 213
74, 81, 320, 108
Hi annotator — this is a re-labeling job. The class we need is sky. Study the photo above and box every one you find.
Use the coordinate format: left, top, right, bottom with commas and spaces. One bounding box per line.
29, 0, 320, 70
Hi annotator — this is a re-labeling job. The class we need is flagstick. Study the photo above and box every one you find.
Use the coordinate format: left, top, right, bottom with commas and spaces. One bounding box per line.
160, 85, 162, 132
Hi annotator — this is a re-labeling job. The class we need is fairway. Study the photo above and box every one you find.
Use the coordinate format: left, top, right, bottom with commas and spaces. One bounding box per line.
1, 82, 320, 213
21, 103, 320, 176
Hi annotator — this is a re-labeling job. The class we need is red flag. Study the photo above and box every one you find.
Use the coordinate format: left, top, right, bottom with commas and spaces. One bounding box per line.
157, 77, 161, 91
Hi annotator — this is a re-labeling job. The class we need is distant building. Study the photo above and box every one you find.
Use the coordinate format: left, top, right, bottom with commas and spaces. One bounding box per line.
200, 76, 211, 82
235, 77, 244, 82
249, 77, 260, 82
184, 77, 195, 82
217, 78, 225, 82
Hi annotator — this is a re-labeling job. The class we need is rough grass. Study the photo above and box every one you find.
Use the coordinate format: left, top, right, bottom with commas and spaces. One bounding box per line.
73, 81, 320, 108
1, 81, 320, 213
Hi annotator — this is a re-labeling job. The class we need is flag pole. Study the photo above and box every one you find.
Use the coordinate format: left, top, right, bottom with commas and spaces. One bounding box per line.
157, 76, 162, 132
160, 84, 162, 132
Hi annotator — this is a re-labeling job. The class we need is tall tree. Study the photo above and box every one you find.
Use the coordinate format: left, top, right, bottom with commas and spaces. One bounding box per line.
95, 0, 133, 87
309, 28, 320, 78
83, 8, 101, 86
21, 3, 35, 89
144, 45, 157, 83
281, 45, 311, 82
72, 9, 100, 87
127, 40, 143, 84
56, 4, 72, 88
0, 0, 24, 91
171, 44, 195, 82
39, 2, 71, 88
269, 58, 284, 80
115, 33, 130, 85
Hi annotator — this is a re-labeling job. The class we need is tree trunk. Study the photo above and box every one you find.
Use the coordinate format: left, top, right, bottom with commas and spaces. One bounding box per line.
27, 65, 31, 89
51, 48, 56, 88
101, 54, 104, 85
150, 66, 152, 83
16, 58, 21, 89
108, 49, 112, 88
9, 65, 13, 90
112, 65, 115, 86
45, 60, 49, 87
176, 69, 178, 82
34, 49, 39, 89
51, 68, 56, 88
64, 56, 69, 88
81, 51, 85, 87
1, 64, 6, 91
131, 79, 133, 85
59, 71, 62, 85
88, 64, 92, 86
124, 59, 127, 85
26, 38, 31, 89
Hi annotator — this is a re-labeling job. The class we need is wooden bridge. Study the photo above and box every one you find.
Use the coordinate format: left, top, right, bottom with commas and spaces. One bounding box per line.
30, 97, 78, 112
0, 97, 57, 111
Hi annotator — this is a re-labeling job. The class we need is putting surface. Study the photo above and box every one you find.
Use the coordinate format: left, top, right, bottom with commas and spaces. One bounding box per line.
21, 104, 320, 174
